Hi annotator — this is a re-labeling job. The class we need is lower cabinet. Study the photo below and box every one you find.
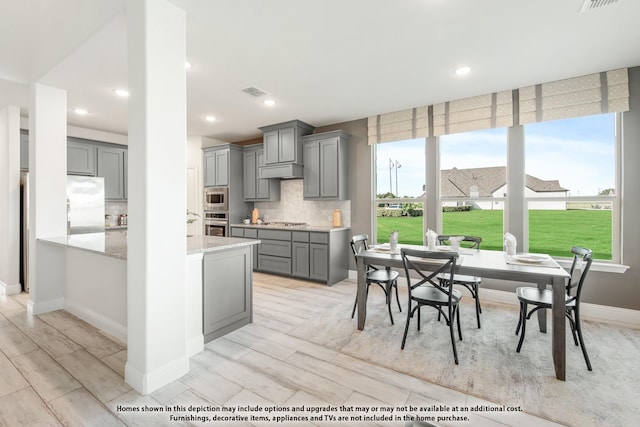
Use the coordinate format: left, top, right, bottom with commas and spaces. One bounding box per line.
231, 226, 349, 285
202, 246, 252, 343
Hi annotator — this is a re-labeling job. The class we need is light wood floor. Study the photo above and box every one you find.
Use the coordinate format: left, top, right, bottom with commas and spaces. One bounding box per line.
1, 273, 569, 426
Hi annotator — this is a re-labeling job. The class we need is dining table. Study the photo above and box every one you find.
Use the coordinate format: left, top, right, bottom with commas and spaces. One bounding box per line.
355, 245, 571, 380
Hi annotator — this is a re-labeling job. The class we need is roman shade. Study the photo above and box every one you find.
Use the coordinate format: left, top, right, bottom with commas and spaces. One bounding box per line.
368, 106, 429, 145
433, 90, 513, 137
367, 67, 629, 144
518, 68, 629, 124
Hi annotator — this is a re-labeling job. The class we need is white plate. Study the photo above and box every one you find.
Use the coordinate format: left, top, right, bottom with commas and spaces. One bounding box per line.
373, 244, 391, 251
435, 245, 452, 251
512, 254, 549, 263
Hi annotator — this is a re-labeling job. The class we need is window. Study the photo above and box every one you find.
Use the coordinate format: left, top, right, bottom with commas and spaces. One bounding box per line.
374, 139, 425, 244
439, 128, 507, 251
524, 114, 618, 260
370, 114, 621, 262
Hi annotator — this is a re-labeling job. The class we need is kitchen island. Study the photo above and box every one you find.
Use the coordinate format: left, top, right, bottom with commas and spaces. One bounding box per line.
37, 231, 260, 353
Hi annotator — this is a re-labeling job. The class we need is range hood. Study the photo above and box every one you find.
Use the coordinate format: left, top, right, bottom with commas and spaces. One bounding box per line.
258, 163, 303, 179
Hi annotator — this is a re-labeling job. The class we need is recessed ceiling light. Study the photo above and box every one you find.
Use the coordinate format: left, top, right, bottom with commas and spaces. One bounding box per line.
73, 108, 88, 115
185, 61, 192, 69
113, 89, 129, 97
263, 99, 276, 106
454, 66, 471, 76
205, 115, 216, 122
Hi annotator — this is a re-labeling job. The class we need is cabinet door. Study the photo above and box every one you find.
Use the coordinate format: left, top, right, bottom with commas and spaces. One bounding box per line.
292, 242, 310, 278
255, 150, 271, 199
97, 146, 125, 200
243, 151, 257, 200
263, 130, 279, 164
203, 247, 252, 341
303, 142, 320, 198
20, 132, 28, 170
278, 127, 296, 163
320, 138, 339, 198
68, 141, 96, 176
215, 149, 229, 186
309, 243, 328, 281
204, 151, 216, 186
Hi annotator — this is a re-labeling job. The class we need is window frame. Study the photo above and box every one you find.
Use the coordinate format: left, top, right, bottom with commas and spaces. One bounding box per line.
371, 113, 623, 266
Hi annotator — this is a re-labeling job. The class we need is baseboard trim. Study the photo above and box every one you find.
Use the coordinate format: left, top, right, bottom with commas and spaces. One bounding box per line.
28, 297, 65, 315
0, 281, 22, 296
64, 301, 127, 343
125, 355, 190, 394
347, 270, 640, 328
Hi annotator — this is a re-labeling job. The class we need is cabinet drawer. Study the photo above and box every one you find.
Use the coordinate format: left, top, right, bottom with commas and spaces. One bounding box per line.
292, 231, 309, 242
258, 239, 291, 258
258, 229, 291, 241
244, 228, 258, 238
258, 255, 292, 275
230, 228, 244, 237
309, 232, 329, 244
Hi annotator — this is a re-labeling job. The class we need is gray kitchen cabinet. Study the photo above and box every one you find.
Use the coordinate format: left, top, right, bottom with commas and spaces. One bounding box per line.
243, 145, 280, 201
257, 229, 292, 275
20, 131, 28, 170
97, 146, 126, 200
259, 120, 314, 166
233, 226, 349, 285
302, 130, 350, 200
202, 246, 253, 342
203, 147, 229, 187
291, 231, 310, 278
68, 139, 97, 176
230, 227, 259, 270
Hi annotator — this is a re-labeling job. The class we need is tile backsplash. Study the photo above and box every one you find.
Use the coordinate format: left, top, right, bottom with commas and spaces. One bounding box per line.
255, 180, 350, 227
105, 201, 127, 227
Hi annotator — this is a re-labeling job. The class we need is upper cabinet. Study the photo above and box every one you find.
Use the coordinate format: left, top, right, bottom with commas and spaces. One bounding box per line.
97, 146, 126, 200
243, 145, 280, 201
258, 120, 314, 179
203, 146, 229, 187
67, 139, 97, 176
302, 130, 350, 200
66, 137, 128, 200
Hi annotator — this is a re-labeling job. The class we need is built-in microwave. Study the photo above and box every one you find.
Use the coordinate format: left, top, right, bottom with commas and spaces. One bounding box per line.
204, 187, 228, 211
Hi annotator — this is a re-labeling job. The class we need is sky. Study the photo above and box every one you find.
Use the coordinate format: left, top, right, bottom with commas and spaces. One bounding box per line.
376, 114, 616, 198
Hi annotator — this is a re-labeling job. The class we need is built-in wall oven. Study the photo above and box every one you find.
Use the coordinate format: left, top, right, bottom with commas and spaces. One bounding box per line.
204, 187, 228, 211
203, 211, 228, 237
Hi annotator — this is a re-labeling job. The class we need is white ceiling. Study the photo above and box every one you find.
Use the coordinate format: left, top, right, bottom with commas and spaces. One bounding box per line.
2, 0, 640, 142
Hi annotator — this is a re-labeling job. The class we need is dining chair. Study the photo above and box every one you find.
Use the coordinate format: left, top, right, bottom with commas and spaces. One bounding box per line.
436, 235, 483, 328
400, 247, 463, 364
515, 246, 594, 370
350, 234, 401, 325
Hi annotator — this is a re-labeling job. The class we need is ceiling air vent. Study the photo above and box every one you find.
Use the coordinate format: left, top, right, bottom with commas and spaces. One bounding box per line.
241, 86, 267, 97
579, 0, 619, 13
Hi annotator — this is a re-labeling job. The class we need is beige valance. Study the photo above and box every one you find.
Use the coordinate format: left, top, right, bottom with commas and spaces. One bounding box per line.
368, 67, 629, 145
367, 106, 429, 145
518, 68, 629, 124
433, 90, 513, 137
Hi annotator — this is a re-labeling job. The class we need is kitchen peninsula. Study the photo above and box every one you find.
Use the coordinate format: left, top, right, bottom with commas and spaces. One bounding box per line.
37, 231, 260, 354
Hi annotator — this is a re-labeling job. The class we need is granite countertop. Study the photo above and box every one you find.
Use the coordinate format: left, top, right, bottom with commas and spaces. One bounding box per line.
230, 223, 351, 232
39, 231, 260, 261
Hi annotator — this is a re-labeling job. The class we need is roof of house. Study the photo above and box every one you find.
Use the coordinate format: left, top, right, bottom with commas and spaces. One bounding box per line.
439, 166, 568, 198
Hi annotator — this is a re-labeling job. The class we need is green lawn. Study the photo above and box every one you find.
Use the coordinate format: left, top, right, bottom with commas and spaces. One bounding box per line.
377, 209, 612, 259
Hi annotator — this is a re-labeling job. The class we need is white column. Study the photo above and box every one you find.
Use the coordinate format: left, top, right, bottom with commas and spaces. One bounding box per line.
0, 106, 21, 295
425, 136, 440, 237
28, 84, 68, 313
506, 125, 526, 252
125, 0, 188, 394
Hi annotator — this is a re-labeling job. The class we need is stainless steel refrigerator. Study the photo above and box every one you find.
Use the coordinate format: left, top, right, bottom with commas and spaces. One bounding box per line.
66, 175, 106, 235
